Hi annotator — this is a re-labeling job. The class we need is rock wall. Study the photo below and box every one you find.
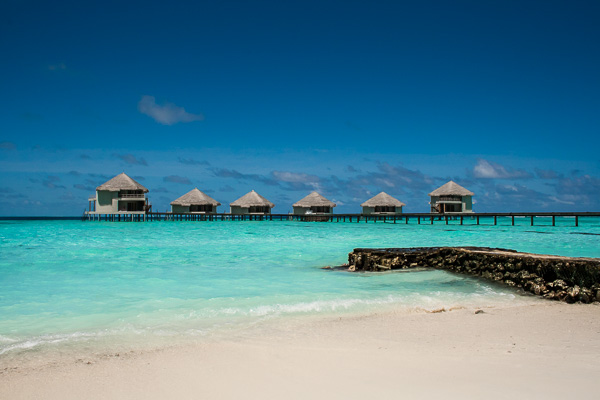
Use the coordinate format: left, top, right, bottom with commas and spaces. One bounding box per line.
347, 247, 600, 303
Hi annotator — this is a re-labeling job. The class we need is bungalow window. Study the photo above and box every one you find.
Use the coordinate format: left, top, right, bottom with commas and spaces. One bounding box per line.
439, 195, 462, 202
375, 206, 396, 213
190, 204, 213, 212
249, 206, 270, 213
442, 204, 462, 213
310, 206, 331, 213
119, 201, 144, 211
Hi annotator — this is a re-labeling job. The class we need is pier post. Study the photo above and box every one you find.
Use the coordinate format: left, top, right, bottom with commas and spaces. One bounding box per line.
552, 216, 555, 226
445, 216, 448, 225
494, 216, 497, 225
430, 216, 433, 225
460, 216, 463, 225
575, 216, 579, 227
512, 216, 515, 226
531, 216, 534, 226
476, 216, 479, 225
418, 216, 420, 224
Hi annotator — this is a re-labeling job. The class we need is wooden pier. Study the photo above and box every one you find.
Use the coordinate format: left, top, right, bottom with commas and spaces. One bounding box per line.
83, 211, 600, 226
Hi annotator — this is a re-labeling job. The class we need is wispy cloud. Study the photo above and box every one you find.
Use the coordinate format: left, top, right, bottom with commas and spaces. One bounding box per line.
48, 63, 66, 71
552, 173, 600, 203
219, 185, 236, 192
472, 159, 532, 179
272, 171, 319, 183
178, 157, 210, 166
138, 95, 204, 125
211, 168, 279, 186
42, 176, 66, 189
163, 175, 192, 184
480, 183, 551, 210
73, 183, 95, 191
0, 141, 16, 150
535, 168, 562, 180
271, 171, 322, 191
114, 154, 148, 166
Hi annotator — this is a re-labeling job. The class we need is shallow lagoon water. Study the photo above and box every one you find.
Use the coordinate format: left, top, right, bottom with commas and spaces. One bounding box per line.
0, 218, 599, 358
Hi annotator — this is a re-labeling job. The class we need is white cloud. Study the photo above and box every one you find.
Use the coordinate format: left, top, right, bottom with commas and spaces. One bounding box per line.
472, 159, 532, 179
138, 95, 204, 125
549, 196, 575, 205
272, 171, 319, 183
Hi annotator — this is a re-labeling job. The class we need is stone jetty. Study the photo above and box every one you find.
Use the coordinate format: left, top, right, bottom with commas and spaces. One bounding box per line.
346, 247, 600, 303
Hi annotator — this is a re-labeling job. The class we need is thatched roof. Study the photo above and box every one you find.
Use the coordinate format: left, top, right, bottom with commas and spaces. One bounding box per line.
230, 190, 274, 208
96, 173, 149, 192
360, 192, 405, 207
293, 191, 336, 208
429, 181, 474, 196
170, 188, 221, 206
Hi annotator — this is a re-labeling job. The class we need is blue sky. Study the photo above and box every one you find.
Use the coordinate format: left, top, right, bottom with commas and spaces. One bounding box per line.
1, 0, 599, 215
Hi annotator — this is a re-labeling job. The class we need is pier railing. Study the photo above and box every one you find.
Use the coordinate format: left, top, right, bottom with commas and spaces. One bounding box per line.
83, 211, 600, 226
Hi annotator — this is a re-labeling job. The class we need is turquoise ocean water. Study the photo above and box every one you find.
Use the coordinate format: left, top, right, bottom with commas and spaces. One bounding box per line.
1, 218, 599, 359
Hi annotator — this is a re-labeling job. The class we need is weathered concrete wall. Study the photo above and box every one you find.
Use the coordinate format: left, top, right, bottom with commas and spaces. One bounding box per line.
347, 247, 600, 303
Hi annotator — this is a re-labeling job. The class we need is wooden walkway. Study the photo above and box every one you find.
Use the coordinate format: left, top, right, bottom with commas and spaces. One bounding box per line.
84, 211, 600, 226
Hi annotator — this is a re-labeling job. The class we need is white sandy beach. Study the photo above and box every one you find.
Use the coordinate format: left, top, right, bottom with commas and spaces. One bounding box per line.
1, 302, 599, 400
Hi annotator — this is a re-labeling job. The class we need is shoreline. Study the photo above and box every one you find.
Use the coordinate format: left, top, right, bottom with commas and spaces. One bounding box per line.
2, 302, 599, 399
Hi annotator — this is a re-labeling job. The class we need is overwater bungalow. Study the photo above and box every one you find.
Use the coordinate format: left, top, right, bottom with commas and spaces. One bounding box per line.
230, 190, 274, 214
429, 181, 474, 213
361, 192, 405, 215
170, 188, 220, 214
292, 191, 336, 215
90, 172, 149, 214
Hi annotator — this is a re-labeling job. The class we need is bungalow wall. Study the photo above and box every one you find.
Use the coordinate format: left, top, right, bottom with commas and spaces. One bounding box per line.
172, 205, 190, 213
430, 196, 473, 213
95, 190, 119, 213
95, 190, 147, 213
